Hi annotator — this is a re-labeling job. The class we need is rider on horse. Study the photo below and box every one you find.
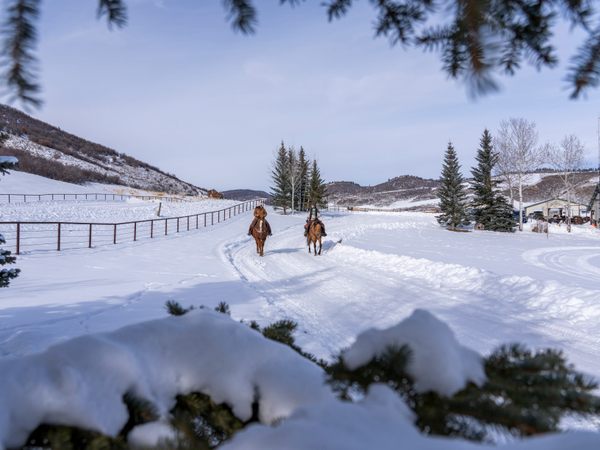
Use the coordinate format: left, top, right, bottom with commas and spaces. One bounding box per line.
248, 205, 272, 236
304, 203, 327, 237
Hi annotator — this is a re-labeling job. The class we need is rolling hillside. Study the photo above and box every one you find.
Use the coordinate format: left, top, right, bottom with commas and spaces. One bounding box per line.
0, 105, 205, 195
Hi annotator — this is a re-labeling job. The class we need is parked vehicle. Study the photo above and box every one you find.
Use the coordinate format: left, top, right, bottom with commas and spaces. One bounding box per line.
513, 210, 528, 223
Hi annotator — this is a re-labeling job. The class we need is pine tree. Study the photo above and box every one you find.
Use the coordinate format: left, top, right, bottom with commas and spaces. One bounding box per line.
270, 141, 291, 214
0, 155, 20, 287
308, 159, 327, 208
297, 147, 310, 212
287, 147, 300, 213
437, 142, 470, 230
470, 129, 515, 232
327, 342, 600, 442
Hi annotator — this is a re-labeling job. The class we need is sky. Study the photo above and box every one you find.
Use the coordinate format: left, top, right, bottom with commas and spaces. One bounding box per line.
11, 0, 600, 191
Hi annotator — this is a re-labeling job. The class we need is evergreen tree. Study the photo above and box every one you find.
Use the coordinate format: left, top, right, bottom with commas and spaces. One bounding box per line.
437, 142, 470, 230
270, 141, 291, 214
296, 146, 310, 212
307, 159, 327, 208
327, 343, 600, 442
0, 155, 20, 287
470, 129, 515, 232
287, 147, 300, 213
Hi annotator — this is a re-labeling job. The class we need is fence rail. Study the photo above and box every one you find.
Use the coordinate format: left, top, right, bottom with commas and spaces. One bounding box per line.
0, 199, 265, 255
0, 192, 192, 204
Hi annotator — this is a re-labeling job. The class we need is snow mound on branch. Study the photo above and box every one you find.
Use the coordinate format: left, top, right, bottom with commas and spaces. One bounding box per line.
128, 421, 177, 448
343, 309, 485, 396
223, 384, 419, 450
224, 384, 600, 450
0, 310, 331, 449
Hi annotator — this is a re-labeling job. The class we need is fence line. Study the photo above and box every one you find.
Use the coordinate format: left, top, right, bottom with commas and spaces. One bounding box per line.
0, 199, 265, 255
0, 192, 193, 204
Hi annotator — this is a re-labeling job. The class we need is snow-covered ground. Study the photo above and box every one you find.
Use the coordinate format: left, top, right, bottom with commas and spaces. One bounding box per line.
0, 170, 172, 196
3, 206, 600, 384
2, 176, 600, 448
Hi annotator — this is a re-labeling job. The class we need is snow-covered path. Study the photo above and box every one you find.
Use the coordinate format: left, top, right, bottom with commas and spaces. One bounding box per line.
225, 212, 600, 374
2, 209, 600, 379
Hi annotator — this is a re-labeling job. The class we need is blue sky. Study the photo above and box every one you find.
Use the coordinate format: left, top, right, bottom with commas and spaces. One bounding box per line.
22, 0, 600, 190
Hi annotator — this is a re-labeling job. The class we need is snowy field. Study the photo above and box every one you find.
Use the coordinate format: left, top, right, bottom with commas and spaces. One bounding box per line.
2, 205, 600, 382
2, 180, 600, 447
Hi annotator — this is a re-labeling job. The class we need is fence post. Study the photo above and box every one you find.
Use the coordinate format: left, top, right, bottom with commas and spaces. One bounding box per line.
51, 194, 54, 201
16, 223, 20, 255
204, 213, 207, 227
187, 216, 190, 231
8, 194, 10, 204
134, 222, 137, 241
151, 220, 154, 238
114, 224, 117, 244
23, 194, 26, 203
196, 215, 199, 229
211, 212, 214, 226
57, 223, 61, 251
177, 218, 180, 233
88, 224, 93, 248
165, 219, 168, 235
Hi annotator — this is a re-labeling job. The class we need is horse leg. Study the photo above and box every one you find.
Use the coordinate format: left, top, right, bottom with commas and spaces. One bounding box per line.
318, 237, 322, 255
313, 241, 317, 256
260, 239, 264, 257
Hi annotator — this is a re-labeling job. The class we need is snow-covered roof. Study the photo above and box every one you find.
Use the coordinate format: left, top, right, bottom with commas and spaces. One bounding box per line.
0, 156, 18, 165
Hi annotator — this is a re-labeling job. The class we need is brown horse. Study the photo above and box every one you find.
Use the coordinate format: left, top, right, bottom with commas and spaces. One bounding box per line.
249, 205, 270, 257
307, 221, 322, 256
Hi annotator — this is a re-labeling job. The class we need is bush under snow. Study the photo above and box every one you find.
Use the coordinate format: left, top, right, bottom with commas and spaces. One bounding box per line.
0, 308, 598, 449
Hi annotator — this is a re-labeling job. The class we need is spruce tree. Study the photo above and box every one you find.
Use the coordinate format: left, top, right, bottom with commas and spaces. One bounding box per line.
471, 129, 515, 232
287, 147, 300, 212
327, 343, 600, 442
0, 156, 20, 287
297, 147, 310, 212
270, 141, 291, 214
308, 159, 327, 208
437, 142, 470, 230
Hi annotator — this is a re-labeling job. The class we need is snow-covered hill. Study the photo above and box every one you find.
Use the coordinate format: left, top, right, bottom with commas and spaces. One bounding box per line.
328, 171, 600, 210
0, 104, 205, 195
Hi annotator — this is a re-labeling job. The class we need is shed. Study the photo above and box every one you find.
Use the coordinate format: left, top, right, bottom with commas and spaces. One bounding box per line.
523, 198, 588, 218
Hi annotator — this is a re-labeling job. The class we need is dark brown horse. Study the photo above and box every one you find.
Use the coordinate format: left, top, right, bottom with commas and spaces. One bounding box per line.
249, 205, 270, 257
307, 221, 322, 256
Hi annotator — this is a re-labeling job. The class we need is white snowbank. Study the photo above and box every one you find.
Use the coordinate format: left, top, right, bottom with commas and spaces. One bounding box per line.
343, 309, 486, 396
0, 156, 18, 165
0, 307, 598, 449
128, 421, 177, 448
224, 384, 600, 450
0, 310, 331, 449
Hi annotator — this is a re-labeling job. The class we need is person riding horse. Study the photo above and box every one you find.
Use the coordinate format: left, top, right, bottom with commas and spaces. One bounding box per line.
248, 205, 272, 236
304, 204, 327, 237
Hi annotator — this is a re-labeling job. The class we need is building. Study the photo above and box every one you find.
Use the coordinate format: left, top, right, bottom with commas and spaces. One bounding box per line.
589, 183, 600, 225
524, 198, 588, 219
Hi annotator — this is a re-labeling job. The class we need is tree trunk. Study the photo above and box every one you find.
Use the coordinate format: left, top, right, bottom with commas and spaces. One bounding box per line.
518, 178, 524, 232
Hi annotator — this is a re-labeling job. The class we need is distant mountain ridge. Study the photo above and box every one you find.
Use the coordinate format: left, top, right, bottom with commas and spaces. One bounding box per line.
222, 189, 272, 203
327, 172, 599, 209
327, 175, 439, 208
0, 104, 205, 195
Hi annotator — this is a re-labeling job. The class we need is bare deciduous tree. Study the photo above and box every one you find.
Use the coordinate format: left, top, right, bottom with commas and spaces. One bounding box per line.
494, 118, 543, 231
545, 135, 585, 232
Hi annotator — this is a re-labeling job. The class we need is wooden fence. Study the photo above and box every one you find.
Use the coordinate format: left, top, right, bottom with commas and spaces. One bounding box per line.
0, 192, 191, 204
0, 199, 264, 255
